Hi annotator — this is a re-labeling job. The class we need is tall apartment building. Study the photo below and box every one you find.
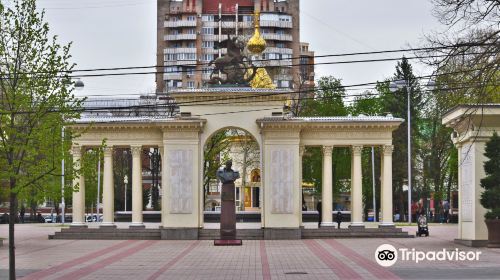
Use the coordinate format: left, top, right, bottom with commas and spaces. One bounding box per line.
156, 0, 301, 92
299, 42, 315, 88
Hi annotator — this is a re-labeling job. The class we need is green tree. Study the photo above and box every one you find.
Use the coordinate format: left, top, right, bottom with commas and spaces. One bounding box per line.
0, 1, 82, 278
300, 76, 350, 202
377, 57, 424, 219
480, 132, 500, 220
423, 1, 499, 106
203, 130, 230, 204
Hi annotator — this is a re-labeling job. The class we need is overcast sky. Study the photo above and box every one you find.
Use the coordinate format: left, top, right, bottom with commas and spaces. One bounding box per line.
35, 0, 442, 98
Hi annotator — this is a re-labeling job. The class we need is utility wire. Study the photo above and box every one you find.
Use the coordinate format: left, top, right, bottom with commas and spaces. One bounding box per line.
1, 80, 495, 115
3, 43, 493, 76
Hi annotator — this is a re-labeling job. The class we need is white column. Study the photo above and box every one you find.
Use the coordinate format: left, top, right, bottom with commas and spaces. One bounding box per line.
160, 145, 168, 227
321, 146, 334, 227
101, 146, 115, 227
130, 146, 144, 228
351, 145, 364, 227
70, 146, 86, 227
299, 145, 305, 226
380, 145, 394, 227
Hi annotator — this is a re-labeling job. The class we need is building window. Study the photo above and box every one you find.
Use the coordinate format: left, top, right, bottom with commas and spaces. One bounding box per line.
178, 53, 196, 61
187, 28, 196, 34
186, 68, 194, 75
202, 54, 214, 61
202, 41, 214, 48
187, 81, 195, 88
242, 15, 253, 22
202, 67, 212, 74
202, 15, 214, 22
165, 54, 176, 61
276, 43, 285, 48
202, 27, 214, 35
165, 66, 181, 73
187, 15, 196, 21
171, 29, 179, 35
187, 42, 195, 48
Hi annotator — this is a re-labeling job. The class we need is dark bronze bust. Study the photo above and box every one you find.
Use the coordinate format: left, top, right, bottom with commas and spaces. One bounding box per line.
216, 160, 240, 184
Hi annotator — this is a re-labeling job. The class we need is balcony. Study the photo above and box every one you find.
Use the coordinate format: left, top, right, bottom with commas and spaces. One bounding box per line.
239, 21, 253, 28
202, 48, 227, 55
264, 47, 293, 54
164, 34, 197, 41
262, 33, 293, 41
202, 21, 218, 28
163, 73, 182, 80
260, 20, 293, 28
220, 21, 236, 28
265, 60, 293, 67
164, 20, 197, 28
164, 60, 198, 66
202, 34, 219, 41
163, 47, 197, 54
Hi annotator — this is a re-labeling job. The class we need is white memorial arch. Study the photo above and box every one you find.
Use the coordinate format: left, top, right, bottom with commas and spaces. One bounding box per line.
443, 104, 500, 247
68, 88, 404, 239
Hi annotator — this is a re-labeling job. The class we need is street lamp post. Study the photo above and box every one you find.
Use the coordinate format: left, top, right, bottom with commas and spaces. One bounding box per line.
390, 79, 412, 223
389, 78, 435, 224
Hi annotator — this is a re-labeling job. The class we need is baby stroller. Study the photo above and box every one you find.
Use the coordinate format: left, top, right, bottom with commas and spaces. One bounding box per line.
416, 214, 429, 237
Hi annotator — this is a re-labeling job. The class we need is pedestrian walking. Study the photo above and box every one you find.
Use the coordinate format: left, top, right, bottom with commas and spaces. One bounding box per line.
20, 206, 25, 223
336, 211, 342, 229
316, 200, 322, 228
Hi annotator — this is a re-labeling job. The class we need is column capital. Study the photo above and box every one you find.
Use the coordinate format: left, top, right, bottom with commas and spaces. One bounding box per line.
70, 146, 82, 157
352, 145, 363, 155
322, 145, 333, 157
382, 145, 394, 155
103, 146, 113, 157
131, 146, 142, 157
299, 145, 305, 157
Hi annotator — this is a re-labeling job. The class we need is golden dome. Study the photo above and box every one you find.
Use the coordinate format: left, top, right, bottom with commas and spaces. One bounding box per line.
247, 12, 266, 54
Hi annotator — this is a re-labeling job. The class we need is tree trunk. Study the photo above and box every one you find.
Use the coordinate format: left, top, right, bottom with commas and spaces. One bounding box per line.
9, 179, 17, 280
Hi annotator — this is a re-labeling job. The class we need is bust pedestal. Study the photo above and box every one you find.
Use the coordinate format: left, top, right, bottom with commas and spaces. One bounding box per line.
214, 182, 242, 246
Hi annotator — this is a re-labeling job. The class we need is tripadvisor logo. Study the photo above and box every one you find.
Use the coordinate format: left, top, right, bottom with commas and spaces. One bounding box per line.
375, 244, 482, 267
375, 244, 398, 267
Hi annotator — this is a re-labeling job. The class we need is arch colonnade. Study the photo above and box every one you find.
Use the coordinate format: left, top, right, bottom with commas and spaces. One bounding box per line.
68, 89, 404, 238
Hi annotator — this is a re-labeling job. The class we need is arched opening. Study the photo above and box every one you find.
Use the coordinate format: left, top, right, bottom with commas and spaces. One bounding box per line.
203, 127, 261, 226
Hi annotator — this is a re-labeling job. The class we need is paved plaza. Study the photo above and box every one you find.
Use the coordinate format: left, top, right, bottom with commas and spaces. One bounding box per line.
1, 224, 499, 279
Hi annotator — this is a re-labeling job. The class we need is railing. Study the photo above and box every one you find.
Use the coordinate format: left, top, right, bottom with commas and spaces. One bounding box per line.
262, 33, 293, 41
164, 34, 197, 41
260, 20, 293, 28
264, 47, 293, 54
202, 48, 227, 55
164, 60, 198, 66
163, 73, 182, 80
163, 47, 197, 54
202, 21, 218, 28
264, 60, 293, 67
164, 20, 197, 28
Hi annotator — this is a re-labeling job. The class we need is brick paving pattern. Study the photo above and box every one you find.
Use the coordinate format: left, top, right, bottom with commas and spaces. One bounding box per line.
1, 223, 499, 279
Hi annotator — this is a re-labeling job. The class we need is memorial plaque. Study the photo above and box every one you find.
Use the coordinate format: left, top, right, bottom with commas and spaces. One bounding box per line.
460, 144, 474, 222
270, 148, 294, 214
169, 149, 193, 214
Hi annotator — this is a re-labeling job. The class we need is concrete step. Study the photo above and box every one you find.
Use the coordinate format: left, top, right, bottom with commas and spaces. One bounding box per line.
49, 227, 412, 240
